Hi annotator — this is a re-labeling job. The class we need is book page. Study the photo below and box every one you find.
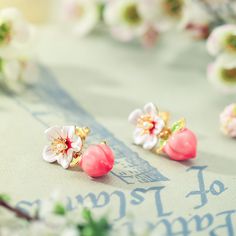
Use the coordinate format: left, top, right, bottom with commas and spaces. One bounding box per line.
0, 28, 235, 235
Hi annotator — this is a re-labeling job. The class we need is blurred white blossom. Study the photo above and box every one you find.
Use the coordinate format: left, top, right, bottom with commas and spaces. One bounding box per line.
0, 8, 38, 85
56, 0, 236, 47
39, 191, 68, 219
180, 1, 212, 39
104, 0, 186, 43
220, 103, 236, 137
0, 8, 34, 55
0, 191, 150, 236
207, 54, 236, 93
0, 57, 38, 83
140, 0, 186, 30
61, 0, 100, 37
207, 24, 236, 56
104, 0, 150, 42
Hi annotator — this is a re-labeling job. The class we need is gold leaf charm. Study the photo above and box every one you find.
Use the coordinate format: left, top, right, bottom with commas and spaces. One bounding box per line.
75, 127, 90, 140
171, 118, 186, 133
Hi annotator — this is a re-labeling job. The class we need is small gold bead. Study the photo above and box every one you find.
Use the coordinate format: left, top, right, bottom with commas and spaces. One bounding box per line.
159, 128, 172, 140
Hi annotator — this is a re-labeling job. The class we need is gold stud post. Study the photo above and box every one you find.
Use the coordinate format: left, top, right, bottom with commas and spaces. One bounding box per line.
75, 127, 90, 140
159, 112, 170, 125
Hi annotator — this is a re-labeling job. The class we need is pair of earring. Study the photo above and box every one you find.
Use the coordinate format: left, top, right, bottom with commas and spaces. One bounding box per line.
42, 126, 114, 178
42, 103, 198, 178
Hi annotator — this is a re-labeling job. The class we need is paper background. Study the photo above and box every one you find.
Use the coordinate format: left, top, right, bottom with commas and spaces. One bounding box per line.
0, 27, 235, 235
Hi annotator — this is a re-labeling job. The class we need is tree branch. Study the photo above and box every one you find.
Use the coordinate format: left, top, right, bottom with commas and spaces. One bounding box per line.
0, 199, 38, 222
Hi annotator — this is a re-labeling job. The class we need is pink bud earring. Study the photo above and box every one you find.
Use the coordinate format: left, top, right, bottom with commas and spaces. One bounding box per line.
78, 142, 114, 178
42, 126, 114, 177
128, 102, 197, 161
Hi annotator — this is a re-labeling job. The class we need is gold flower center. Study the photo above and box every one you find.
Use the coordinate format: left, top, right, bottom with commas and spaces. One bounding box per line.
123, 4, 141, 26
51, 138, 69, 155
221, 68, 236, 84
159, 127, 172, 140
225, 34, 236, 53
0, 22, 11, 46
162, 0, 184, 18
137, 115, 156, 134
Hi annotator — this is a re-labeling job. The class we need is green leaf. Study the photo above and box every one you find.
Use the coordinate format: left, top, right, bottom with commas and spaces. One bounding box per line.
80, 209, 111, 236
83, 208, 93, 222
53, 202, 66, 215
0, 58, 3, 72
0, 22, 10, 45
158, 139, 167, 152
98, 3, 105, 21
171, 118, 185, 133
0, 194, 10, 202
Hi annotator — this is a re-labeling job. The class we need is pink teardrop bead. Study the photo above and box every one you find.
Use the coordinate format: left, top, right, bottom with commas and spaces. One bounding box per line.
79, 144, 114, 178
163, 128, 197, 161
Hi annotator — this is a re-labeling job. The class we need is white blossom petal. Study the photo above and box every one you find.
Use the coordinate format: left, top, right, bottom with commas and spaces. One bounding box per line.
0, 8, 22, 22
73, 6, 99, 37
58, 152, 73, 169
61, 126, 75, 139
57, 153, 72, 169
139, 0, 183, 30
143, 102, 158, 115
71, 136, 82, 151
12, 20, 31, 44
42, 146, 57, 163
180, 1, 212, 29
142, 135, 157, 150
133, 128, 148, 145
154, 117, 165, 134
206, 33, 220, 56
62, 0, 99, 37
56, 150, 74, 169
45, 126, 61, 141
128, 109, 143, 124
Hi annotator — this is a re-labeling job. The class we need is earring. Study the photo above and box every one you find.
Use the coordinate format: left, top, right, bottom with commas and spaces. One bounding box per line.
42, 125, 114, 177
220, 103, 236, 138
128, 103, 197, 161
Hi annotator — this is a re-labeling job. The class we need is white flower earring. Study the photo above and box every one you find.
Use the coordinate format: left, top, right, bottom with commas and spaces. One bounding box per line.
43, 126, 85, 169
128, 103, 166, 150
42, 126, 115, 178
128, 103, 198, 161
